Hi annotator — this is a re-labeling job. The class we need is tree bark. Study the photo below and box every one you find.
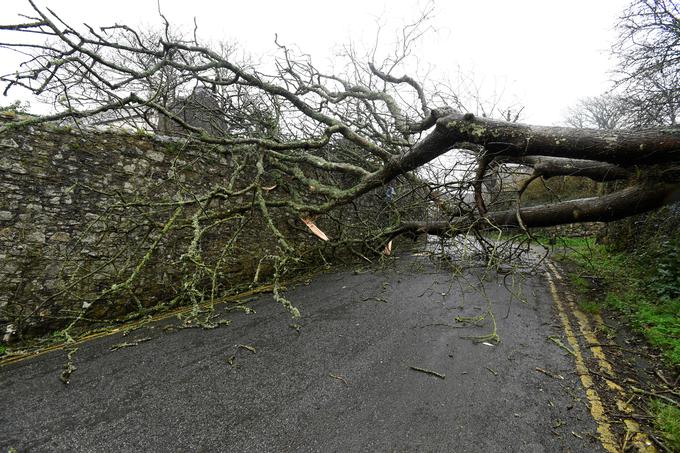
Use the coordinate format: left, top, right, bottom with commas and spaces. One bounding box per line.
405, 113, 680, 167
391, 183, 679, 237
507, 156, 630, 181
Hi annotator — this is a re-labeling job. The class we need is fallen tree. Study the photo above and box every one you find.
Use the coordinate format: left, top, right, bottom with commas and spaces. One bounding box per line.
2, 3, 677, 222
0, 1, 678, 338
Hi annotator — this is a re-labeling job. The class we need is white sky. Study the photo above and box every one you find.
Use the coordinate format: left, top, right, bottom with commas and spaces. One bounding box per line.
1, 0, 630, 125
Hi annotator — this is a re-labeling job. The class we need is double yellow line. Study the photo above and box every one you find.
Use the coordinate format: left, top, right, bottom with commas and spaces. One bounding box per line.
546, 263, 656, 453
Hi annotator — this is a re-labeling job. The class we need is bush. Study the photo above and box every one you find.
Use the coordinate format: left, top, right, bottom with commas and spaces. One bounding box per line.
645, 237, 680, 300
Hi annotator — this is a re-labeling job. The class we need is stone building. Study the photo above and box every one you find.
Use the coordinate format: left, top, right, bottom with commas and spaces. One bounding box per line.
157, 87, 228, 136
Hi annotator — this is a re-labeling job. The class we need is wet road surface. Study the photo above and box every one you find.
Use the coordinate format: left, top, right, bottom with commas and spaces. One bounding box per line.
1, 255, 605, 452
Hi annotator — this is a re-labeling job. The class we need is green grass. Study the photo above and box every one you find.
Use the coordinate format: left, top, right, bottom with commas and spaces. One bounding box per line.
566, 273, 602, 313
554, 235, 680, 448
578, 299, 602, 314
0, 344, 5, 356
650, 399, 680, 451
554, 236, 680, 367
568, 274, 591, 292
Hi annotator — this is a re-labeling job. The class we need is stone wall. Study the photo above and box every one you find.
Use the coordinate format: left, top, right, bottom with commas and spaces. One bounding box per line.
0, 114, 294, 340
0, 113, 429, 342
537, 222, 605, 238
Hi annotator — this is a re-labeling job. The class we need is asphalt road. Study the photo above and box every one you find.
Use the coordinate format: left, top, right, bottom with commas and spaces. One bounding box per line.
1, 255, 605, 452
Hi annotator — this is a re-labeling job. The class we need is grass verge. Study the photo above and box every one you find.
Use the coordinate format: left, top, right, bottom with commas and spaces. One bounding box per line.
551, 236, 680, 367
549, 235, 679, 449
650, 400, 680, 452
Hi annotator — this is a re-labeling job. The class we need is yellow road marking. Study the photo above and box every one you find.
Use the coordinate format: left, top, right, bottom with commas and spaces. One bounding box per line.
545, 268, 619, 453
547, 263, 657, 453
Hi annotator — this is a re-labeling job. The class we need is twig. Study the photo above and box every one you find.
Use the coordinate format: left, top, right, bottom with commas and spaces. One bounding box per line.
535, 367, 565, 380
110, 336, 152, 351
238, 344, 257, 354
649, 433, 672, 453
585, 342, 658, 359
655, 369, 672, 387
548, 336, 576, 357
631, 386, 679, 408
621, 429, 631, 451
329, 373, 349, 385
60, 347, 78, 385
416, 323, 459, 329
607, 412, 653, 420
409, 366, 445, 379
361, 296, 387, 303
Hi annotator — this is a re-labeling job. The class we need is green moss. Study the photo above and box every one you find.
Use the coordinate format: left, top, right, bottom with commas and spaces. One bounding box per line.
0, 100, 31, 114
134, 127, 153, 137
566, 273, 601, 313
446, 120, 488, 139
165, 141, 183, 153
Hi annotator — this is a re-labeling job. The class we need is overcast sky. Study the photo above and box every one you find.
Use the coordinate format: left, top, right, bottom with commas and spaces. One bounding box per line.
1, 0, 631, 125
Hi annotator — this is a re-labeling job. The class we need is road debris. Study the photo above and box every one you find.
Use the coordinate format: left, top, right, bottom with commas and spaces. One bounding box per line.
548, 336, 576, 357
383, 240, 393, 256
409, 366, 446, 379
110, 337, 152, 351
60, 347, 78, 385
361, 296, 387, 303
301, 217, 329, 241
329, 373, 349, 385
535, 367, 565, 380
454, 314, 485, 325
238, 344, 257, 354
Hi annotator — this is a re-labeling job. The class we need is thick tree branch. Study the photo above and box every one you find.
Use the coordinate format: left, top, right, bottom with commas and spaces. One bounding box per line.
432, 113, 680, 166
507, 156, 631, 182
390, 183, 680, 237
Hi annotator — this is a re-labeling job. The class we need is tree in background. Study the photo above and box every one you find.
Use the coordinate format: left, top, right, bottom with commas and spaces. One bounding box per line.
562, 0, 680, 250
564, 95, 632, 130
613, 0, 679, 126
565, 1, 679, 129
